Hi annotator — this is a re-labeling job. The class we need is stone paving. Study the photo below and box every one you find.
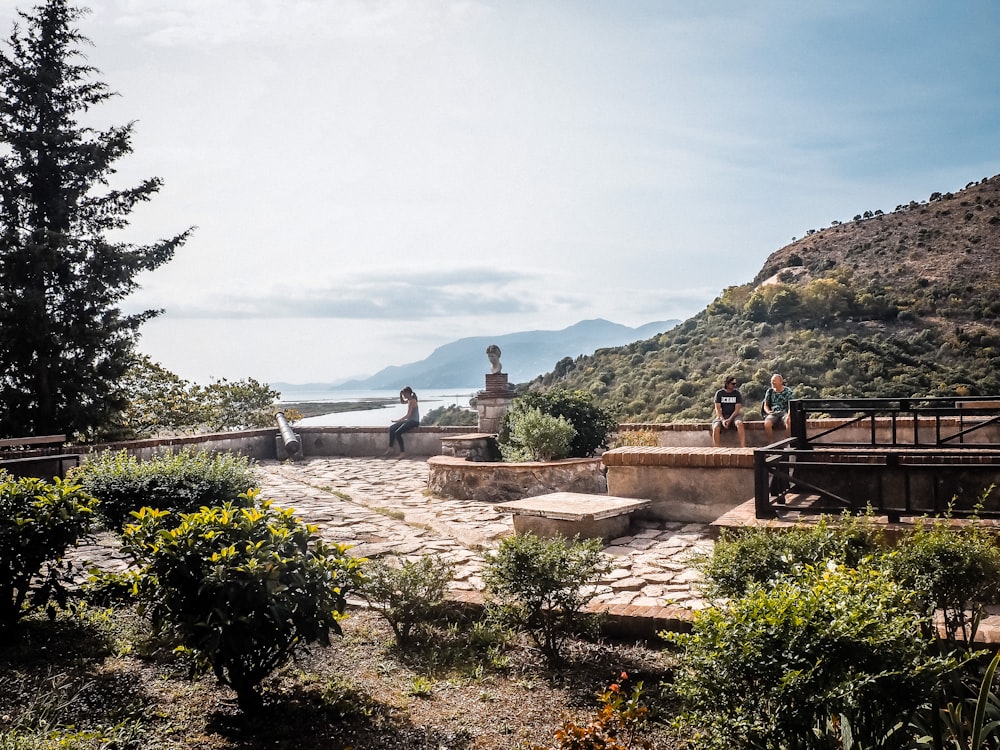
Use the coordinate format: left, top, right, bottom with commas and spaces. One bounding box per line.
71, 457, 715, 631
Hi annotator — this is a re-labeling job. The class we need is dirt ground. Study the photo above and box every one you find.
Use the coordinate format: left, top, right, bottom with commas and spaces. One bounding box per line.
1, 607, 686, 749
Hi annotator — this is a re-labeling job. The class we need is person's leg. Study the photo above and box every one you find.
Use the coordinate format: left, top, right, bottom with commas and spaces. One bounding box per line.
386, 422, 404, 455
764, 414, 776, 438
711, 419, 722, 447
735, 418, 746, 448
395, 420, 418, 454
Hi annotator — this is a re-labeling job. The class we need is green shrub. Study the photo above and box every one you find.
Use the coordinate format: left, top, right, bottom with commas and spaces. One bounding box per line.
506, 389, 617, 457
878, 515, 1000, 647
668, 564, 958, 750
699, 514, 881, 599
499, 405, 576, 462
361, 553, 456, 645
0, 474, 98, 635
72, 447, 259, 530
121, 492, 364, 711
608, 429, 660, 448
483, 533, 609, 664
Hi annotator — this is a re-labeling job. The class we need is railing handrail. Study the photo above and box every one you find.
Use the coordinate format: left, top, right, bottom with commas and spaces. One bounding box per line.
789, 397, 1000, 449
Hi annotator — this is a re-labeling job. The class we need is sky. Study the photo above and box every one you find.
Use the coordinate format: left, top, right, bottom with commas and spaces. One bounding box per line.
3, 0, 1000, 386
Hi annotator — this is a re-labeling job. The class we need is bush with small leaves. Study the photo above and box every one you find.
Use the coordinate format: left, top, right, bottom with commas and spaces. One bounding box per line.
507, 389, 618, 458
608, 429, 660, 448
72, 447, 259, 530
0, 474, 98, 635
667, 563, 960, 750
483, 533, 610, 663
877, 511, 1000, 647
500, 405, 576, 462
699, 514, 881, 599
361, 553, 456, 645
122, 492, 364, 712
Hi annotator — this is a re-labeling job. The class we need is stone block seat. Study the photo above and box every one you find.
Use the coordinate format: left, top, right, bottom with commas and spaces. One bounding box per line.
496, 491, 652, 540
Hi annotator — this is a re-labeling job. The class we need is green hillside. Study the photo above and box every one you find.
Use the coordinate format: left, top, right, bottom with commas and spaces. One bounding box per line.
528, 175, 1000, 422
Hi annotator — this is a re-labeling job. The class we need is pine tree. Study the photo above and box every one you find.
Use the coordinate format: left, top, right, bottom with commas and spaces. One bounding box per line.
0, 0, 189, 439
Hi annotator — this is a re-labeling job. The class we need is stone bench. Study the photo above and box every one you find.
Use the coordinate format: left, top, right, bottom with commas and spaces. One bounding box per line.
602, 446, 755, 523
496, 491, 651, 540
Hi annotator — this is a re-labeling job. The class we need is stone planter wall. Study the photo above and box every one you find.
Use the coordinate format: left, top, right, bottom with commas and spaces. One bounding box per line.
427, 455, 607, 503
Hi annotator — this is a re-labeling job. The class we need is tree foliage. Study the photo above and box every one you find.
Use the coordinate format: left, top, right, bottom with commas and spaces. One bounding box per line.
106, 355, 279, 439
0, 1, 190, 439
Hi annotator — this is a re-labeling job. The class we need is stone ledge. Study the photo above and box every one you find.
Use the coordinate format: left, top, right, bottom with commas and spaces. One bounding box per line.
602, 446, 755, 469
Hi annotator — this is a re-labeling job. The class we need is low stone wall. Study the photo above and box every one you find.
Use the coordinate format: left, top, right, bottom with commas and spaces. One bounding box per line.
427, 455, 607, 503
81, 429, 278, 462
82, 426, 473, 462
296, 426, 470, 457
602, 446, 755, 523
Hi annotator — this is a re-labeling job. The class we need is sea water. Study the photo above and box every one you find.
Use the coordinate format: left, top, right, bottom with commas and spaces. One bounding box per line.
277, 387, 479, 427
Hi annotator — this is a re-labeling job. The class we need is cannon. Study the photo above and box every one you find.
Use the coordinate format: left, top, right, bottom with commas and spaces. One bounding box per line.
275, 411, 301, 459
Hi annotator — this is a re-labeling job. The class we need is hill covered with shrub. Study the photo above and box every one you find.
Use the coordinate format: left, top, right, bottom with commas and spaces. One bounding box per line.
529, 175, 1000, 422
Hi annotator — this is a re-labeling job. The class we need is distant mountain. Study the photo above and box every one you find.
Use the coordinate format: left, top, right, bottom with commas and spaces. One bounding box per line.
531, 175, 1000, 421
275, 319, 679, 392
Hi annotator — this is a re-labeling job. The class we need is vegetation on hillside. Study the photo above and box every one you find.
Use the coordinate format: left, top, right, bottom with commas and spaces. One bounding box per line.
531, 176, 1000, 422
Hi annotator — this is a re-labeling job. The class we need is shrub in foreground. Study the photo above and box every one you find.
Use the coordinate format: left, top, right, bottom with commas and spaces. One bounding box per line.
122, 492, 364, 711
667, 564, 959, 750
878, 514, 1000, 647
483, 533, 609, 663
0, 474, 98, 635
699, 514, 881, 599
73, 447, 258, 530
361, 553, 456, 645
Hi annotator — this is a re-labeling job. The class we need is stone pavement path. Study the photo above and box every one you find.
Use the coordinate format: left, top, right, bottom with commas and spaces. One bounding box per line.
71, 457, 714, 615
260, 457, 713, 611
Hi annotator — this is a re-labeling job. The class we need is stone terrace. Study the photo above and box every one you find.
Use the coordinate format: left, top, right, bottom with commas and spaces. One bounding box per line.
71, 454, 1000, 641
74, 456, 713, 638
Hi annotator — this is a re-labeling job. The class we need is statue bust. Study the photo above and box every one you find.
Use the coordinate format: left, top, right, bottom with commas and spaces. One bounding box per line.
486, 344, 502, 375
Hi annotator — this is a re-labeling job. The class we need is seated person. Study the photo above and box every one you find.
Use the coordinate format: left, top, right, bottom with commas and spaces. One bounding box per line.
763, 373, 793, 438
712, 376, 746, 447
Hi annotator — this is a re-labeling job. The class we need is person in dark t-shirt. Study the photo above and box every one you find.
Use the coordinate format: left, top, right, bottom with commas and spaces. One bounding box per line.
712, 376, 746, 447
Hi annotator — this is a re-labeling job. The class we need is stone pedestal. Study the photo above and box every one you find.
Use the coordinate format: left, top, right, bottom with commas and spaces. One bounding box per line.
478, 373, 514, 434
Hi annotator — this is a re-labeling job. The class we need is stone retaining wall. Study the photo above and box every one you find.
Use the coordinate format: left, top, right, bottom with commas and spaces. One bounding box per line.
603, 446, 755, 523
82, 426, 473, 461
427, 455, 607, 503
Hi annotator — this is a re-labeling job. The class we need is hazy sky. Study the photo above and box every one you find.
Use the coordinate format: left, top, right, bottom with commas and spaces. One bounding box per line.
4, 1, 999, 386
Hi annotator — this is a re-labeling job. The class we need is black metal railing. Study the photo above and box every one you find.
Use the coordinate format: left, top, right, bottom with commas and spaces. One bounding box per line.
754, 398, 1000, 521
788, 397, 1000, 449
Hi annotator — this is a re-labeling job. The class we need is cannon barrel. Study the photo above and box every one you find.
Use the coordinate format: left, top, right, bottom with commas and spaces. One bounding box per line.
275, 411, 300, 456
